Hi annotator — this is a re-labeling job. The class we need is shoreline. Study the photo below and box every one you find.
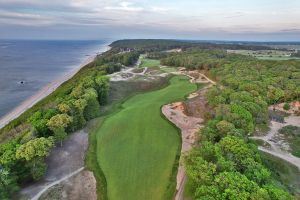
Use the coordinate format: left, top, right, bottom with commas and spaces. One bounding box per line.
0, 44, 111, 129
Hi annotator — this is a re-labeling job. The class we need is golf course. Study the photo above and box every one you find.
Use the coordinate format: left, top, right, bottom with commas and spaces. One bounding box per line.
95, 76, 197, 200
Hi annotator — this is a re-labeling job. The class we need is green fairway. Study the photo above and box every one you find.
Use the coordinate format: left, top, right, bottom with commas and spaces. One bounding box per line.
96, 76, 196, 200
140, 58, 161, 68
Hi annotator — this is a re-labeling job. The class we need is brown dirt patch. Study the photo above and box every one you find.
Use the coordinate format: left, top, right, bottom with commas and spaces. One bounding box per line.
270, 101, 300, 115
39, 170, 97, 200
185, 87, 211, 119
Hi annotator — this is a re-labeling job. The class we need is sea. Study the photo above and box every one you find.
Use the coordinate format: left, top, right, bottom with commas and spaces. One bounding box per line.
0, 40, 109, 118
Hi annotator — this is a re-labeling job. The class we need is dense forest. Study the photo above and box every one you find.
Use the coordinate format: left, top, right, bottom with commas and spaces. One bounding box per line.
161, 49, 299, 199
110, 39, 274, 52
0, 39, 299, 199
0, 47, 140, 199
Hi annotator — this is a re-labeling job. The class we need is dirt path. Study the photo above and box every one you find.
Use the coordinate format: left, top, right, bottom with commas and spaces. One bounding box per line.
172, 70, 216, 85
19, 130, 92, 200
108, 55, 148, 82
31, 167, 85, 200
38, 170, 97, 200
251, 115, 300, 170
258, 147, 300, 170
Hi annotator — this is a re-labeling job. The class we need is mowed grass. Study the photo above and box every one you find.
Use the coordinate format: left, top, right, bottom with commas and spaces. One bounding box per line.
96, 76, 196, 200
140, 58, 161, 68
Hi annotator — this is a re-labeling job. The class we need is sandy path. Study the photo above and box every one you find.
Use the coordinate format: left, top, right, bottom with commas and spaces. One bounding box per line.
251, 115, 300, 170
31, 167, 85, 200
20, 130, 89, 199
172, 70, 216, 85
258, 147, 300, 170
109, 66, 148, 82
108, 55, 147, 82
0, 45, 110, 129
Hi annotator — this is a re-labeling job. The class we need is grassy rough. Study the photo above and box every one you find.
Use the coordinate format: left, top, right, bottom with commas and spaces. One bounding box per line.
261, 152, 300, 196
279, 125, 300, 158
140, 58, 161, 68
96, 76, 196, 200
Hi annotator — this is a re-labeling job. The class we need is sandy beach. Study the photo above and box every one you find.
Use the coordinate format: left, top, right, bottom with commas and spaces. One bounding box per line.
0, 45, 111, 129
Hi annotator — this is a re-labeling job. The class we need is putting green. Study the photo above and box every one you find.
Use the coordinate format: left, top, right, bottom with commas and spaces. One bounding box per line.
140, 58, 161, 68
96, 76, 196, 200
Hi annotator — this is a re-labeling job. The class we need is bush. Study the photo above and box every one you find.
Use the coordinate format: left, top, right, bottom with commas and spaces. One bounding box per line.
283, 103, 290, 111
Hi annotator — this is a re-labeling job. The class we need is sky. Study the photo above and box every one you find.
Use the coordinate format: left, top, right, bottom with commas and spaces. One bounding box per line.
0, 0, 299, 41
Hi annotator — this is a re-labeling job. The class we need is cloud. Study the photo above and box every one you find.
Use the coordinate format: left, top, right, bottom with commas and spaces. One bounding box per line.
150, 6, 172, 13
0, 9, 55, 26
280, 28, 300, 32
224, 12, 245, 19
104, 2, 144, 12
0, 0, 299, 40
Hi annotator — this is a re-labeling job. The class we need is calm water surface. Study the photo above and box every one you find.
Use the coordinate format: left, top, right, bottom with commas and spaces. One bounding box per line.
0, 40, 109, 118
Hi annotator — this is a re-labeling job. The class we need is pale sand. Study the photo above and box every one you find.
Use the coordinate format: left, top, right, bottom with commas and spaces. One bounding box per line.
0, 45, 111, 129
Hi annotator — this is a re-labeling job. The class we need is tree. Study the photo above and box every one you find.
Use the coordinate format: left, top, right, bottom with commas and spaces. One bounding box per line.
185, 157, 216, 186
28, 109, 57, 137
53, 128, 67, 147
0, 169, 19, 200
264, 184, 293, 200
16, 137, 54, 161
216, 120, 235, 135
83, 88, 101, 120
57, 103, 71, 114
216, 136, 260, 171
28, 158, 47, 180
71, 84, 85, 98
0, 140, 18, 167
214, 172, 265, 200
72, 99, 87, 129
267, 86, 284, 104
15, 137, 54, 180
229, 104, 254, 133
47, 114, 72, 146
95, 75, 110, 104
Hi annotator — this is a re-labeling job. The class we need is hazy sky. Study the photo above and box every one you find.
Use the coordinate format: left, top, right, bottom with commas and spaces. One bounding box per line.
0, 0, 299, 41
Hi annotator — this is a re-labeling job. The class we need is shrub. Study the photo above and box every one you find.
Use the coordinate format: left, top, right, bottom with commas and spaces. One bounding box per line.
283, 103, 290, 111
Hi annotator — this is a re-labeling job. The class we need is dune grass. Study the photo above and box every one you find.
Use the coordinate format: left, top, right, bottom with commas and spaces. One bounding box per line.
95, 76, 196, 200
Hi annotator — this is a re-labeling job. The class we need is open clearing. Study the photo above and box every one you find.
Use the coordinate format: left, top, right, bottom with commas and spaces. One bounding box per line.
19, 130, 90, 200
96, 76, 196, 200
227, 49, 299, 60
140, 58, 161, 68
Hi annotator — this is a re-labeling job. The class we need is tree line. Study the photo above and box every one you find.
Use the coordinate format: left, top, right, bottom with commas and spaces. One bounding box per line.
110, 39, 274, 52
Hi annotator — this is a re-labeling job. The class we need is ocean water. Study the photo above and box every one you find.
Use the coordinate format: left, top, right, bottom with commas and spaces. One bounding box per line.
0, 40, 109, 118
